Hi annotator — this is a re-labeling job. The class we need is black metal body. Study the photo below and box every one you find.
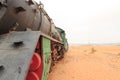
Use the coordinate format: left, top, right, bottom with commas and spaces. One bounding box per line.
0, 0, 62, 40
0, 0, 39, 33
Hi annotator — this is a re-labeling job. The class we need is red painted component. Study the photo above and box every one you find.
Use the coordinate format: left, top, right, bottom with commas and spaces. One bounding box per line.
29, 53, 41, 71
34, 60, 43, 80
26, 44, 43, 80
36, 42, 40, 54
26, 72, 39, 80
36, 42, 40, 49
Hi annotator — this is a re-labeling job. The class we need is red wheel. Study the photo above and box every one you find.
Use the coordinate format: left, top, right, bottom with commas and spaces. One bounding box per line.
26, 72, 39, 80
29, 53, 41, 71
34, 61, 43, 80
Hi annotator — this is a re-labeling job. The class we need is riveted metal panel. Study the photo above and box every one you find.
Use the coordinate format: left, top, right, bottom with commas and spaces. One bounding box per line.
0, 31, 40, 80
42, 37, 51, 80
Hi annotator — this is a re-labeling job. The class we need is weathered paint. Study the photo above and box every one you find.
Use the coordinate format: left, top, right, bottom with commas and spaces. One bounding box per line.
42, 37, 51, 80
56, 27, 68, 51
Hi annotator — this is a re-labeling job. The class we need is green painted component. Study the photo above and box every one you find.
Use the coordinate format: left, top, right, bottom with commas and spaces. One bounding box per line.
56, 27, 68, 51
42, 37, 51, 80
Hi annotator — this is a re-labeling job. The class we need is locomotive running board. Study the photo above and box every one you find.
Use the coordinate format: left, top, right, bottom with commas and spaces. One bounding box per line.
41, 32, 62, 44
0, 31, 40, 80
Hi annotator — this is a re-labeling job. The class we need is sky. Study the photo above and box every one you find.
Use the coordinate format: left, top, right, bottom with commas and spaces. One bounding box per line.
35, 0, 120, 44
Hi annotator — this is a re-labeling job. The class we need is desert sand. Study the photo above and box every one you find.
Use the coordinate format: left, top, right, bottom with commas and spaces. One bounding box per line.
47, 46, 120, 80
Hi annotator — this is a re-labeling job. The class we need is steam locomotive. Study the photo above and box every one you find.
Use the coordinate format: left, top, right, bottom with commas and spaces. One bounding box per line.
0, 0, 68, 80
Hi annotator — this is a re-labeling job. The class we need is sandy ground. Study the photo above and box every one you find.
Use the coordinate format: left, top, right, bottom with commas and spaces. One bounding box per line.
47, 46, 120, 80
